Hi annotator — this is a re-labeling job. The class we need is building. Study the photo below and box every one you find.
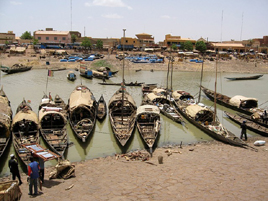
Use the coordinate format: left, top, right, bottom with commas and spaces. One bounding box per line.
164, 34, 196, 48
209, 42, 245, 53
135, 33, 155, 48
34, 28, 73, 45
0, 31, 15, 44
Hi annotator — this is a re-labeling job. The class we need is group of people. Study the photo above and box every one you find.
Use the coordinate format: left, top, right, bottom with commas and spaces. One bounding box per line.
8, 154, 45, 196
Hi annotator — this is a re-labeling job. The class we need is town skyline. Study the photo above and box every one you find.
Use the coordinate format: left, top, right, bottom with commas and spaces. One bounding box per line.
0, 0, 268, 43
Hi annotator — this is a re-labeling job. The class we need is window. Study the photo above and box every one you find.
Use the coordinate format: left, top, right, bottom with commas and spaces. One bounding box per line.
38, 37, 41, 40
62, 37, 66, 40
125, 40, 128, 43
46, 37, 49, 40
54, 37, 57, 40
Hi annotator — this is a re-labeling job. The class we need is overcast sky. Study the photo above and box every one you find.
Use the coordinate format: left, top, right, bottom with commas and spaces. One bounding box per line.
0, 0, 267, 43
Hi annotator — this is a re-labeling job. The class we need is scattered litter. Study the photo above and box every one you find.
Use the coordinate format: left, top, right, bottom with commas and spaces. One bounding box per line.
116, 151, 150, 161
253, 140, 266, 146
65, 184, 74, 190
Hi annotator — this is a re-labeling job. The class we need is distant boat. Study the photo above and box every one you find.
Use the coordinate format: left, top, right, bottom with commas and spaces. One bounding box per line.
225, 74, 263, 81
96, 95, 107, 121
67, 71, 76, 81
51, 67, 66, 71
1, 64, 32, 74
99, 82, 144, 86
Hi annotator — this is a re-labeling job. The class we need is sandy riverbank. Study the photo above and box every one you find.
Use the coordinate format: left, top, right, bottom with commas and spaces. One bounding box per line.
1, 136, 267, 201
1, 53, 268, 74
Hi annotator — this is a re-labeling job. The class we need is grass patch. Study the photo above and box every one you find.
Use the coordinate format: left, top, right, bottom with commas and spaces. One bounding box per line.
91, 60, 114, 70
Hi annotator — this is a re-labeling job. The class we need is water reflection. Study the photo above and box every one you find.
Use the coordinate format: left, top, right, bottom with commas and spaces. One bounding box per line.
0, 68, 267, 177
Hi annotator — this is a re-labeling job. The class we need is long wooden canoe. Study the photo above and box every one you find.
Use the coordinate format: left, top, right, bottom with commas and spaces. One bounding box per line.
172, 90, 247, 147
96, 95, 107, 121
201, 85, 263, 115
224, 111, 268, 137
12, 99, 40, 166
68, 85, 97, 142
108, 88, 137, 147
225, 74, 263, 81
38, 94, 68, 157
0, 87, 12, 158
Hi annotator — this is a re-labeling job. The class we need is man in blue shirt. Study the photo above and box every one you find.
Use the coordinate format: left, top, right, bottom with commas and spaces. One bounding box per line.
28, 156, 40, 195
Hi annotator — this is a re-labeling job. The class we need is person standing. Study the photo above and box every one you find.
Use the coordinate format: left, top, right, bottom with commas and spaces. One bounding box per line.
38, 157, 45, 183
240, 120, 247, 141
8, 154, 22, 185
28, 156, 40, 195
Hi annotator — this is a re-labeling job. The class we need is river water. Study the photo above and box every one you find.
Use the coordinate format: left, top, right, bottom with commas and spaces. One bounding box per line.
0, 67, 267, 177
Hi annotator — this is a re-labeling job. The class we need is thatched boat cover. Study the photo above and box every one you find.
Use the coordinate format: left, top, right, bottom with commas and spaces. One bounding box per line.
137, 105, 160, 115
229, 95, 258, 108
38, 109, 67, 123
12, 110, 39, 128
172, 90, 193, 100
69, 86, 95, 110
108, 90, 136, 107
152, 88, 166, 95
185, 104, 212, 118
146, 92, 167, 102
0, 96, 12, 137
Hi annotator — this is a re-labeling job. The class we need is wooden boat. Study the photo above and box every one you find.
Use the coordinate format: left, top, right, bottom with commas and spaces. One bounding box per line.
225, 74, 263, 81
11, 99, 40, 166
96, 66, 118, 76
98, 82, 144, 86
1, 64, 32, 74
141, 83, 157, 94
92, 70, 111, 80
108, 88, 137, 146
144, 88, 184, 125
135, 69, 142, 72
96, 95, 107, 121
0, 87, 12, 158
200, 85, 263, 115
224, 111, 268, 137
68, 85, 97, 142
172, 90, 247, 147
236, 112, 268, 128
38, 94, 68, 156
67, 71, 77, 81
136, 101, 161, 155
80, 62, 93, 79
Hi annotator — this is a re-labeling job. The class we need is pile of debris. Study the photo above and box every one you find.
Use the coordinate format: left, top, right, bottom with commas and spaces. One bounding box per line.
115, 151, 150, 161
49, 160, 75, 180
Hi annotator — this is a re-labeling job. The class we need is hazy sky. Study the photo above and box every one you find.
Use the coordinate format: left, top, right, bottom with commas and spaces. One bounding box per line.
0, 0, 267, 43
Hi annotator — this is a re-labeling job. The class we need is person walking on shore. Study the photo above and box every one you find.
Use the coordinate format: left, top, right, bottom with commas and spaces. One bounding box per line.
8, 154, 23, 185
240, 120, 247, 141
28, 156, 40, 195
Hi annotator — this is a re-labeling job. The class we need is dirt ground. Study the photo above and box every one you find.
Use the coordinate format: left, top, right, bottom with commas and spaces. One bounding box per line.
0, 52, 268, 200
1, 137, 267, 201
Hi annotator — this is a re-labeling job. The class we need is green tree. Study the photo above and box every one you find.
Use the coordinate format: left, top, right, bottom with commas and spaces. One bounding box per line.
171, 44, 178, 51
81, 37, 92, 50
33, 39, 39, 45
71, 34, 77, 44
21, 31, 33, 39
195, 41, 207, 53
184, 41, 193, 51
96, 40, 103, 50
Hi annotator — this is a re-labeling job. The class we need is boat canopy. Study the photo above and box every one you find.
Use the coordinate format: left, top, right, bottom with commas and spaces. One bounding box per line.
39, 110, 67, 124
108, 90, 136, 108
229, 95, 258, 108
69, 86, 95, 110
185, 104, 214, 123
146, 92, 168, 103
172, 90, 194, 100
137, 105, 160, 115
12, 110, 39, 129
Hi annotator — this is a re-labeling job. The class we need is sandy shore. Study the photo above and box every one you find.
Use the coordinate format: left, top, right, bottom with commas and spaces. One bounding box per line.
1, 52, 268, 200
0, 137, 267, 201
1, 52, 268, 74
